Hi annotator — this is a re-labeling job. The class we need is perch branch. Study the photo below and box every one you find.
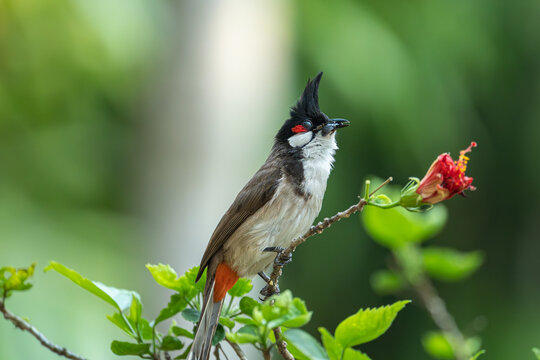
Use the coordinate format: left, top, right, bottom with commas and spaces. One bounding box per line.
273, 327, 294, 360
264, 177, 393, 300
0, 300, 86, 360
265, 177, 392, 360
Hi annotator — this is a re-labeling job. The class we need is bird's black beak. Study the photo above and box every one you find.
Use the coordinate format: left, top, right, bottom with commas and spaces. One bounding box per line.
330, 118, 350, 129
321, 118, 350, 136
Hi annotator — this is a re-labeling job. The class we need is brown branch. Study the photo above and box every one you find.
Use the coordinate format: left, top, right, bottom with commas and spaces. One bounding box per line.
262, 348, 271, 360
263, 177, 394, 300
413, 276, 469, 360
273, 327, 294, 360
225, 339, 247, 360
263, 198, 366, 300
262, 177, 392, 360
0, 300, 86, 360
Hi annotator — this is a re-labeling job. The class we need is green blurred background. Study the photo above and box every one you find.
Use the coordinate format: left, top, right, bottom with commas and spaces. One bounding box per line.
1, 0, 539, 359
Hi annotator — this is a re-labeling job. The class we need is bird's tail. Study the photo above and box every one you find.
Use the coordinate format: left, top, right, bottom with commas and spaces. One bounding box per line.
188, 263, 238, 360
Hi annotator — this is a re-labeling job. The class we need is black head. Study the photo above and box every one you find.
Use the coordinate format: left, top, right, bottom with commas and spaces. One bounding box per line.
276, 72, 349, 145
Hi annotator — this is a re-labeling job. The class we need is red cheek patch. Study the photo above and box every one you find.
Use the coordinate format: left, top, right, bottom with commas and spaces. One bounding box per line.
292, 125, 307, 133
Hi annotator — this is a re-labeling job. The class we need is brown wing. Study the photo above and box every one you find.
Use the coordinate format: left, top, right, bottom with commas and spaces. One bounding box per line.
195, 159, 282, 281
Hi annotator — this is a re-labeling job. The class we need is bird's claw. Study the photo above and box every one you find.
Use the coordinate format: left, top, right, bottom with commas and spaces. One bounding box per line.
263, 246, 293, 266
259, 283, 280, 301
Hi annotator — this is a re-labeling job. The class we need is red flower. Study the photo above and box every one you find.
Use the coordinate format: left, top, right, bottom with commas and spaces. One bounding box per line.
416, 142, 477, 204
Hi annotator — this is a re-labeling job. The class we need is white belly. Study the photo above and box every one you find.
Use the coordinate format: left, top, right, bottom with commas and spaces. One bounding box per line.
222, 179, 323, 277
223, 133, 337, 278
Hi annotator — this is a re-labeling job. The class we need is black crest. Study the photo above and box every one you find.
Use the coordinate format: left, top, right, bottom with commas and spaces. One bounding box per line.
276, 72, 328, 143
290, 72, 324, 121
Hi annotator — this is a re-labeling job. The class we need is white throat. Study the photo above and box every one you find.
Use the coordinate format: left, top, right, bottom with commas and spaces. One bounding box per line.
300, 132, 338, 197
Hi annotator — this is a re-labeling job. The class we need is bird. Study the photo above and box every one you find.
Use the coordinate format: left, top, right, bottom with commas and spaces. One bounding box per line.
188, 72, 349, 360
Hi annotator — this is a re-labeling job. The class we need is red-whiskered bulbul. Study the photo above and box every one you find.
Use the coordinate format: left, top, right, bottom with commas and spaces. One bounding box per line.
188, 73, 349, 360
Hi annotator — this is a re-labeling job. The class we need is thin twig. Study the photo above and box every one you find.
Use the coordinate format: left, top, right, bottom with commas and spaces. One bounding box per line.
226, 339, 247, 360
214, 343, 221, 360
413, 277, 469, 360
273, 327, 294, 360
0, 300, 86, 360
218, 343, 230, 360
163, 351, 172, 360
369, 177, 393, 197
262, 348, 271, 360
263, 177, 393, 300
262, 198, 366, 300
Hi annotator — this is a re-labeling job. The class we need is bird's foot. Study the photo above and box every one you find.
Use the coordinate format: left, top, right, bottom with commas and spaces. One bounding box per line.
263, 246, 293, 266
258, 271, 280, 300
259, 283, 280, 300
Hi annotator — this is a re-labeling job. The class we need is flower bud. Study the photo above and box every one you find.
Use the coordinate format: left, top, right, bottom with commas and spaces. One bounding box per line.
416, 142, 477, 204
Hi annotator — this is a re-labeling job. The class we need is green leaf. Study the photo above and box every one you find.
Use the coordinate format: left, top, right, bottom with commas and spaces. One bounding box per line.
421, 331, 454, 359
45, 261, 138, 312
533, 348, 540, 359
0, 263, 36, 297
226, 325, 260, 344
343, 348, 372, 360
127, 294, 143, 325
138, 318, 153, 341
107, 312, 136, 338
422, 331, 482, 360
110, 340, 151, 356
318, 328, 342, 360
362, 200, 447, 248
181, 308, 201, 323
233, 316, 256, 325
239, 296, 258, 316
219, 316, 235, 329
370, 269, 406, 295
283, 329, 328, 360
172, 326, 194, 339
161, 335, 184, 351
259, 291, 312, 329
155, 293, 190, 325
212, 324, 226, 346
283, 297, 311, 327
146, 264, 186, 292
184, 266, 206, 293
335, 300, 410, 348
422, 247, 484, 282
228, 278, 253, 297
470, 350, 486, 360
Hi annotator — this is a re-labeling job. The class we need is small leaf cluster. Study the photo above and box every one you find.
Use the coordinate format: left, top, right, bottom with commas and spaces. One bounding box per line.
0, 263, 36, 299
43, 261, 257, 359
2, 260, 411, 360
227, 289, 410, 360
226, 290, 314, 354
362, 180, 485, 360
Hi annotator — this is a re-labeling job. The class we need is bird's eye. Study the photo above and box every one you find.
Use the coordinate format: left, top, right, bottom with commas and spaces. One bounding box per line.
301, 120, 313, 130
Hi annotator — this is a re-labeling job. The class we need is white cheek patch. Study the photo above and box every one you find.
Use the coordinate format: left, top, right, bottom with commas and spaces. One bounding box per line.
288, 131, 313, 147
